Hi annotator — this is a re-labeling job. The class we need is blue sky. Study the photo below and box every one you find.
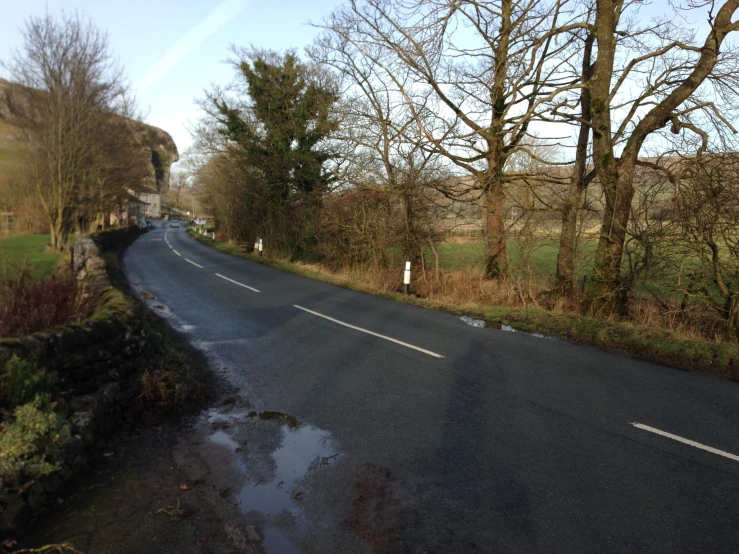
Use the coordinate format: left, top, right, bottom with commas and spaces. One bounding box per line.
0, 0, 340, 157
0, 1, 720, 163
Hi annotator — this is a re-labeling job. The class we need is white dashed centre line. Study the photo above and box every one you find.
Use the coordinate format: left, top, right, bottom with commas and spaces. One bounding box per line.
631, 423, 739, 463
215, 273, 260, 293
185, 259, 203, 269
293, 305, 444, 359
173, 250, 181, 257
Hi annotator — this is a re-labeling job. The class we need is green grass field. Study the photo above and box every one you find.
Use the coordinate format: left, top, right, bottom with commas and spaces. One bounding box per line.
0, 234, 72, 279
420, 239, 599, 280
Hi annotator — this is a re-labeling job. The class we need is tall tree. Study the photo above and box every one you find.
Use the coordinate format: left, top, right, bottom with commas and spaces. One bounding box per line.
309, 21, 447, 266
207, 49, 339, 254
555, 27, 595, 292
583, 0, 739, 314
3, 12, 132, 250
327, 0, 584, 277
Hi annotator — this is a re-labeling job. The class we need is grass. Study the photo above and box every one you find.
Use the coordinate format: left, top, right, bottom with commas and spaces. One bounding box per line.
0, 123, 23, 174
0, 234, 74, 280
428, 239, 598, 276
187, 227, 738, 380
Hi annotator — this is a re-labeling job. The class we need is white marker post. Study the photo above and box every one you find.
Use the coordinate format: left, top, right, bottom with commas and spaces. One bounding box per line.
403, 261, 411, 294
258, 238, 263, 257
211, 231, 215, 240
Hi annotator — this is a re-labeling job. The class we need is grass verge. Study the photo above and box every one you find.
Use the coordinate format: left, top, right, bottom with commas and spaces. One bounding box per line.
0, 234, 74, 280
187, 227, 738, 380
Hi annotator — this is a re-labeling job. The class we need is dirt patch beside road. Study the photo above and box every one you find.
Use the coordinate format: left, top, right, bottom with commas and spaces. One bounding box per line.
12, 418, 260, 554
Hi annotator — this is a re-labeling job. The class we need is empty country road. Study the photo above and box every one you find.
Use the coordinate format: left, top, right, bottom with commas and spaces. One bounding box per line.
124, 223, 739, 554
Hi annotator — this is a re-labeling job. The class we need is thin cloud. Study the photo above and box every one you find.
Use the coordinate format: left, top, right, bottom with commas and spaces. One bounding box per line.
135, 0, 251, 93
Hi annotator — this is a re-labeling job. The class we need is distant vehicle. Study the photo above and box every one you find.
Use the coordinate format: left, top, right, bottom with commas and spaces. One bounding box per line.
170, 221, 180, 228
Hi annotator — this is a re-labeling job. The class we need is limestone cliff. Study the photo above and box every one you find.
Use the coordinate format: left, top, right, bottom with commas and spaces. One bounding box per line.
0, 78, 179, 191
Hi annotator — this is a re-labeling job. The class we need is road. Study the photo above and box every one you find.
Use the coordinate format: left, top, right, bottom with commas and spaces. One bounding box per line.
124, 223, 739, 554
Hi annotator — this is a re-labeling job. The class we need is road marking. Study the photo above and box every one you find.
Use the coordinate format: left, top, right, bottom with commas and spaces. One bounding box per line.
173, 250, 181, 257
631, 423, 739, 463
215, 273, 260, 293
293, 305, 444, 358
185, 259, 203, 268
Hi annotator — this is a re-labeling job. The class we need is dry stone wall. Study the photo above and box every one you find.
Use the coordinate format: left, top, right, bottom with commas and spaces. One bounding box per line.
0, 231, 155, 534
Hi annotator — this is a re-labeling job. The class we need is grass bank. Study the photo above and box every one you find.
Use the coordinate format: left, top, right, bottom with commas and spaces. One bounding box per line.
187, 228, 738, 380
0, 233, 74, 279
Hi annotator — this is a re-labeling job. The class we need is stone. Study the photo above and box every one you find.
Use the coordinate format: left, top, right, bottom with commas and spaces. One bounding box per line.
39, 473, 63, 494
27, 483, 45, 512
65, 435, 84, 460
101, 382, 120, 403
246, 525, 262, 543
0, 494, 32, 533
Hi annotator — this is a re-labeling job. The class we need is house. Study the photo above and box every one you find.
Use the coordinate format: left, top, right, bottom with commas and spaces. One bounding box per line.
127, 185, 160, 219
1, 212, 13, 233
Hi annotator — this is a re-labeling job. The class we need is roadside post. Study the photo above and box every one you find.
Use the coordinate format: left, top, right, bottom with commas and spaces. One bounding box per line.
211, 231, 215, 240
403, 261, 411, 294
258, 238, 263, 257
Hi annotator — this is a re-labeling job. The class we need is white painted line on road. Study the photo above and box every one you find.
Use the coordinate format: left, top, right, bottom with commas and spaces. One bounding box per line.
185, 259, 204, 269
293, 305, 444, 358
173, 250, 181, 257
215, 273, 260, 293
631, 423, 739, 463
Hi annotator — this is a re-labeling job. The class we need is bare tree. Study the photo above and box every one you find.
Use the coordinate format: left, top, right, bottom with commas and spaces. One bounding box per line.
3, 12, 131, 250
320, 0, 584, 277
575, 0, 739, 314
309, 21, 447, 269
555, 23, 595, 292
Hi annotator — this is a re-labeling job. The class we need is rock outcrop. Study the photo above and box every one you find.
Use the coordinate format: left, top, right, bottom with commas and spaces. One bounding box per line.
0, 78, 179, 191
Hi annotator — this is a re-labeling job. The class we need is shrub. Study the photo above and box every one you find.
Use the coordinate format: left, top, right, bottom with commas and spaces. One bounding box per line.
0, 263, 97, 337
0, 354, 57, 408
0, 398, 70, 489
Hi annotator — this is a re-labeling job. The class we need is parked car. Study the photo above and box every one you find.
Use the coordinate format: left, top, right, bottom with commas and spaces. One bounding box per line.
170, 221, 180, 228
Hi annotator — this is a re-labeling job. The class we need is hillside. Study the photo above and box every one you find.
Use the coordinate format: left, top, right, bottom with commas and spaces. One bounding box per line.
0, 78, 178, 191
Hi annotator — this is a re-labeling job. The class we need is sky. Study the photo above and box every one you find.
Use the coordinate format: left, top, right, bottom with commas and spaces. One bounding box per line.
0, 1, 722, 167
0, 0, 341, 160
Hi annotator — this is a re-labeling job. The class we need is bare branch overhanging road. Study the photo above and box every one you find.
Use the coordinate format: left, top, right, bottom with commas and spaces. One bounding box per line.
125, 224, 739, 553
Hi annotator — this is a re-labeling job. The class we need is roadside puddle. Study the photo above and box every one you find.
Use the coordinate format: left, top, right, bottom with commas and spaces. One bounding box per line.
191, 407, 339, 554
459, 315, 555, 340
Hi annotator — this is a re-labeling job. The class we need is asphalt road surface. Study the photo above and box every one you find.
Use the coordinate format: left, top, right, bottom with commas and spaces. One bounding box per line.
124, 223, 739, 554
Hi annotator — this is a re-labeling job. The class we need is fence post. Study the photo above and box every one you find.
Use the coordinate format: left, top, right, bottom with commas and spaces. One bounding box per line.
258, 238, 263, 257
403, 261, 411, 294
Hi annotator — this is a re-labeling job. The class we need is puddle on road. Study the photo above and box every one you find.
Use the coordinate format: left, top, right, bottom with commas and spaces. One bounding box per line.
459, 315, 555, 340
196, 407, 339, 554
240, 421, 335, 515
247, 410, 303, 430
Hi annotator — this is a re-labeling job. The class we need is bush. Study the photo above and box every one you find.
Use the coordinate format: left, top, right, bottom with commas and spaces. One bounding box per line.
0, 263, 97, 337
0, 398, 70, 489
0, 354, 57, 409
91, 226, 144, 253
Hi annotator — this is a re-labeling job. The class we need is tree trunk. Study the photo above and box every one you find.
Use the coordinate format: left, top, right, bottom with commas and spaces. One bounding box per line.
48, 216, 68, 251
585, 162, 636, 315
556, 33, 593, 293
725, 294, 738, 341
484, 185, 507, 278
556, 177, 585, 293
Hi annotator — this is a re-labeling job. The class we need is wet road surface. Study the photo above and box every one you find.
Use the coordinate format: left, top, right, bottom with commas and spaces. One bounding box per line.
124, 224, 739, 553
